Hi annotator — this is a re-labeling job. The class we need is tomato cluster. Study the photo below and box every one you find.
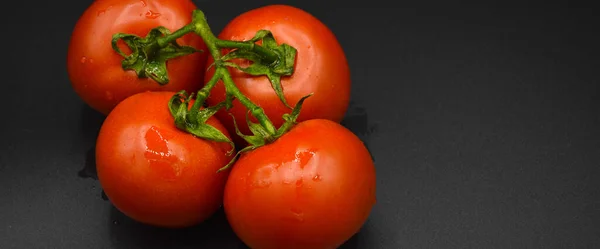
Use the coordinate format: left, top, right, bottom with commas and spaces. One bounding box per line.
67, 1, 376, 248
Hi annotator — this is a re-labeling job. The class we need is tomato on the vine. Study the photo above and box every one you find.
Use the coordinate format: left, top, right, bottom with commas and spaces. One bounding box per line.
205, 5, 351, 144
224, 119, 376, 249
96, 91, 234, 228
67, 0, 208, 115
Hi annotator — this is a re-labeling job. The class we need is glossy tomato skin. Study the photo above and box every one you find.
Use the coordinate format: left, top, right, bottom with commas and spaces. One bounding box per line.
96, 91, 234, 228
67, 0, 207, 115
224, 119, 376, 249
206, 5, 351, 145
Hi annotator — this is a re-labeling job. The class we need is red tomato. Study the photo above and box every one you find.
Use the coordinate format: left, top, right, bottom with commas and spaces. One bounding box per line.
96, 91, 234, 228
67, 0, 207, 115
206, 5, 351, 145
223, 119, 376, 249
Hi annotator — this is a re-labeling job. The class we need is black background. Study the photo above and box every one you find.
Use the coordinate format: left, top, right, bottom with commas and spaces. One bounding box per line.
1, 1, 599, 248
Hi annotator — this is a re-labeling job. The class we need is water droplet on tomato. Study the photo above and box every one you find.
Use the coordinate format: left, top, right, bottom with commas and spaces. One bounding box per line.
280, 161, 295, 184
312, 174, 322, 181
105, 91, 113, 101
80, 56, 87, 63
144, 126, 179, 179
145, 126, 169, 155
96, 6, 111, 16
140, 0, 147, 6
282, 178, 293, 184
295, 178, 303, 187
290, 207, 304, 222
145, 10, 161, 19
251, 165, 275, 188
252, 179, 271, 188
294, 150, 315, 169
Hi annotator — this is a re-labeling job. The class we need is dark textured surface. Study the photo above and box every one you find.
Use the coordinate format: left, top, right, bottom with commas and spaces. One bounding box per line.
1, 2, 599, 248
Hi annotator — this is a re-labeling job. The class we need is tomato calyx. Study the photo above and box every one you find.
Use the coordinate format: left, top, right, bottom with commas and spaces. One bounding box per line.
216, 30, 297, 109
168, 90, 236, 155
112, 26, 201, 85
217, 93, 313, 172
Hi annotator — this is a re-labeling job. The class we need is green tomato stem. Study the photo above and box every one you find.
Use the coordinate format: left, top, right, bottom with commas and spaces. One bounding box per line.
215, 39, 279, 64
219, 68, 277, 135
115, 9, 296, 142
188, 10, 277, 136
156, 24, 196, 47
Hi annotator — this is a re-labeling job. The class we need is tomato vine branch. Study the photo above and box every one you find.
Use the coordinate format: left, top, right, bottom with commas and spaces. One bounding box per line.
113, 9, 311, 168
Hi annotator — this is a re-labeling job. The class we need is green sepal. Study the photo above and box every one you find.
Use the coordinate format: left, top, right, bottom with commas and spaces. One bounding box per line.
168, 90, 234, 155
112, 26, 201, 85
275, 93, 313, 137
216, 94, 313, 172
220, 30, 297, 109
230, 113, 267, 148
215, 112, 269, 173
217, 145, 257, 173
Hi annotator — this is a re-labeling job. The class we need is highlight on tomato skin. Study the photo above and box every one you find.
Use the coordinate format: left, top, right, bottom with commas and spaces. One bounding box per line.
205, 4, 352, 146
223, 119, 376, 249
95, 91, 235, 228
66, 0, 208, 115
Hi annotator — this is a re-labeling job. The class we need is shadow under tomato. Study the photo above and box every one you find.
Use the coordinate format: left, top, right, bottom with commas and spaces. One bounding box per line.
77, 104, 104, 182
77, 146, 98, 180
340, 100, 378, 161
230, 228, 368, 249
77, 104, 108, 200
108, 203, 369, 249
108, 206, 244, 249
78, 104, 106, 145
339, 221, 373, 249
78, 145, 110, 201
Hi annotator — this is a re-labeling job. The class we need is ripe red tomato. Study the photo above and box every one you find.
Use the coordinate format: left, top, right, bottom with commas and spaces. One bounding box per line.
205, 5, 351, 144
96, 91, 234, 228
223, 119, 376, 249
67, 0, 208, 115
